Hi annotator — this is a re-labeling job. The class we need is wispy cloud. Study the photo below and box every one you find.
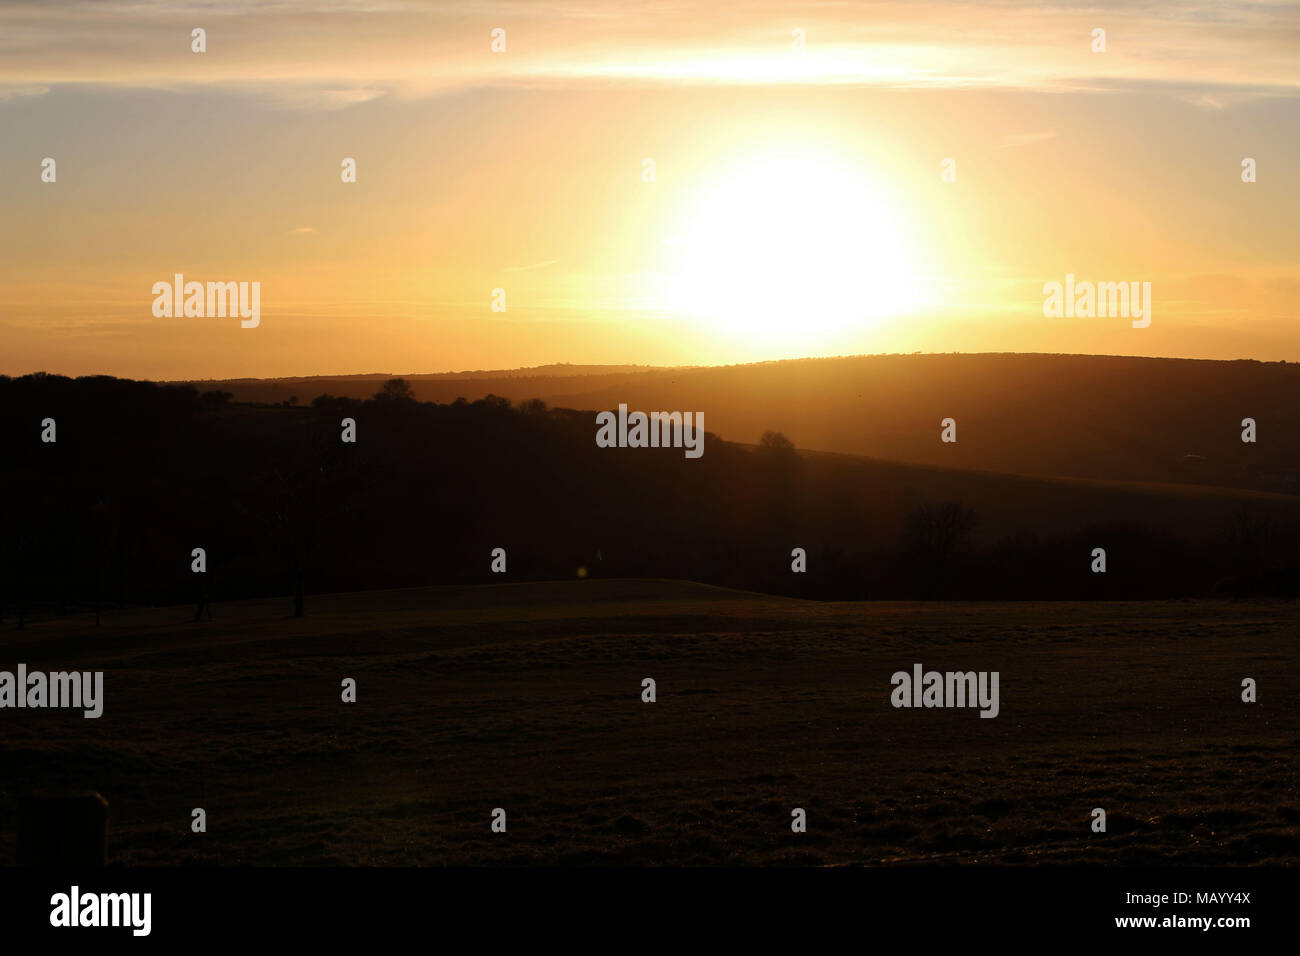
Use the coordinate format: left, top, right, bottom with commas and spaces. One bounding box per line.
0, 84, 51, 102
266, 88, 388, 111
998, 128, 1058, 149
503, 259, 558, 273
0, 1, 1295, 105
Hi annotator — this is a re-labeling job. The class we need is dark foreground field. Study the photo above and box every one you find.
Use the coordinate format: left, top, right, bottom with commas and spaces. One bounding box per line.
2, 579, 1297, 865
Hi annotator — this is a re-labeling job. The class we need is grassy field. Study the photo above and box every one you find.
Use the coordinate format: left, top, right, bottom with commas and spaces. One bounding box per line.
2, 579, 1297, 865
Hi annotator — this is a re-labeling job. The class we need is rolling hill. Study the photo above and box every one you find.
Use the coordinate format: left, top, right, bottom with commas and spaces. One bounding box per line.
186, 353, 1300, 494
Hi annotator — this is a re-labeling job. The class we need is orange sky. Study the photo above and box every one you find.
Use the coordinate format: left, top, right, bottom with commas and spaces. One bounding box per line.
2, 1, 1298, 378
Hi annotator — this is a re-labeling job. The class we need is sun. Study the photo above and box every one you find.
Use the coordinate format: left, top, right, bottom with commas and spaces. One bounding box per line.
660, 146, 920, 351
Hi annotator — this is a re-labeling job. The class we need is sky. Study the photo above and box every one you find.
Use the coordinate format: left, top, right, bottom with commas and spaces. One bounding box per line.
1, 0, 1298, 379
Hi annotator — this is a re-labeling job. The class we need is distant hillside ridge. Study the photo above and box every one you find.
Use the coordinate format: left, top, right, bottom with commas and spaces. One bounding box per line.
3, 370, 1299, 614
186, 353, 1300, 494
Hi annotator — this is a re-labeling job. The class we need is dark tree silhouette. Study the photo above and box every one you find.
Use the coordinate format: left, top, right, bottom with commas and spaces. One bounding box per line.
201, 389, 233, 410
758, 431, 796, 455
374, 378, 415, 403
902, 501, 977, 599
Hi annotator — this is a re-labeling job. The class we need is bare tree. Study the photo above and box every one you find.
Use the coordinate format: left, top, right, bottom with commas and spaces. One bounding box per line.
903, 501, 977, 598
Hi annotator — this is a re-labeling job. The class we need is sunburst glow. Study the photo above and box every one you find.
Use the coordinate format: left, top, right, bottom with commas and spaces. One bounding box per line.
659, 147, 921, 350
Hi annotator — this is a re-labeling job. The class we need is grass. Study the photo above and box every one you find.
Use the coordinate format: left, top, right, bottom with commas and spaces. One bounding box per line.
2, 579, 1296, 865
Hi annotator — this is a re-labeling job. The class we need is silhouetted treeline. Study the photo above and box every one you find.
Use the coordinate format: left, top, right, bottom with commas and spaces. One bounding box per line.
2, 372, 1298, 624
